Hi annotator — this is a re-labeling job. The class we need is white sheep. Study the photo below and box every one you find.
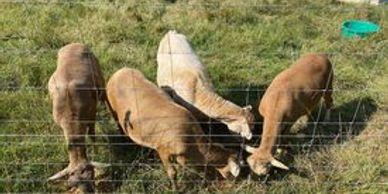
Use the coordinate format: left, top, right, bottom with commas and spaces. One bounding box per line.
157, 31, 254, 140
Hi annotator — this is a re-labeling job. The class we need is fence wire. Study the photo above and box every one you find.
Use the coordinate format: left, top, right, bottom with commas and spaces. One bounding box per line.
1, 0, 387, 193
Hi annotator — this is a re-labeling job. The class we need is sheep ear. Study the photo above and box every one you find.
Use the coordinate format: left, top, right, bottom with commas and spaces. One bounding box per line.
169, 30, 177, 34
47, 168, 69, 182
244, 145, 257, 154
270, 158, 289, 170
229, 160, 240, 177
243, 105, 252, 111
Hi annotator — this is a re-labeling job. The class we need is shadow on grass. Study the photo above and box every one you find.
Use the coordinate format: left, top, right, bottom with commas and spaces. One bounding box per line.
96, 123, 155, 192
288, 96, 378, 152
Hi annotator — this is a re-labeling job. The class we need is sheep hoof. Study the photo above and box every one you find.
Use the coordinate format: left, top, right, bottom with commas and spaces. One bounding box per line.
47, 162, 94, 189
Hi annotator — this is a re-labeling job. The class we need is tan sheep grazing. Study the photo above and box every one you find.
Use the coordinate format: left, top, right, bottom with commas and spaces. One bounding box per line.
47, 43, 105, 192
106, 67, 240, 189
157, 31, 255, 140
245, 53, 334, 175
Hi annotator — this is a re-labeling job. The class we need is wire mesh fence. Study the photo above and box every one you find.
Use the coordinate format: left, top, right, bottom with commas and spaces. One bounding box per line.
1, 0, 387, 193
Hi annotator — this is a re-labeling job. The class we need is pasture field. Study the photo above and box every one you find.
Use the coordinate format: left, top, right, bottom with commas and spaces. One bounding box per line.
0, 0, 387, 193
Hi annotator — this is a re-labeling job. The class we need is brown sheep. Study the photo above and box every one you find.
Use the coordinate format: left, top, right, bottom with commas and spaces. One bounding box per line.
106, 67, 240, 189
47, 43, 105, 192
245, 53, 333, 175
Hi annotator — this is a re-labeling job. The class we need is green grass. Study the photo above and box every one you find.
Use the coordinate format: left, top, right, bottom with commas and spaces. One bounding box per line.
0, 0, 387, 193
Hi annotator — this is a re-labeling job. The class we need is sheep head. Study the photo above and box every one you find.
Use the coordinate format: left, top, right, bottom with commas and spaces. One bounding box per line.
245, 145, 289, 176
223, 105, 255, 140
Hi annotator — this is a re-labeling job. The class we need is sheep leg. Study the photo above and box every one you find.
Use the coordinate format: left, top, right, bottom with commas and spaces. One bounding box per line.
48, 121, 94, 192
323, 94, 333, 121
66, 123, 95, 192
65, 122, 89, 167
87, 124, 97, 158
158, 149, 177, 191
274, 124, 290, 156
176, 155, 187, 168
323, 73, 333, 121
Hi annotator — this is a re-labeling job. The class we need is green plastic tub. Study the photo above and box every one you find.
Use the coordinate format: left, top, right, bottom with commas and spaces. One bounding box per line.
341, 20, 380, 38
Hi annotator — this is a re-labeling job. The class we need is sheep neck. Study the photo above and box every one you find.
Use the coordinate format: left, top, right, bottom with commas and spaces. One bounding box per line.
196, 87, 243, 121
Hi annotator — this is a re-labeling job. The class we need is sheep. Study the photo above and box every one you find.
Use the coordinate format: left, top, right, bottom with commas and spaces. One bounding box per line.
156, 30, 255, 140
106, 67, 241, 189
47, 43, 105, 192
245, 53, 334, 175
